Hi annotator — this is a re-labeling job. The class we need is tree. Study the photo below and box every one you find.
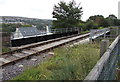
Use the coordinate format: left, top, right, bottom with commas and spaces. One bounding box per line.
85, 21, 98, 30
52, 0, 83, 28
106, 14, 120, 26
87, 15, 109, 27
106, 14, 117, 19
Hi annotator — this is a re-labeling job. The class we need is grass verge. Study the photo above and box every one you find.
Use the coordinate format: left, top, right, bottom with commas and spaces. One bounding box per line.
13, 43, 100, 80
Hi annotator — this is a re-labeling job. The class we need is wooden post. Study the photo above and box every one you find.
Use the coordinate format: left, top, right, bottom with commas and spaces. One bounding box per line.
118, 26, 120, 35
89, 30, 94, 43
116, 27, 119, 36
100, 40, 109, 57
116, 68, 120, 81
104, 29, 106, 39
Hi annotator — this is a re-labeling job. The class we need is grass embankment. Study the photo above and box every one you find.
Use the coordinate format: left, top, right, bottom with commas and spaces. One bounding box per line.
13, 43, 100, 80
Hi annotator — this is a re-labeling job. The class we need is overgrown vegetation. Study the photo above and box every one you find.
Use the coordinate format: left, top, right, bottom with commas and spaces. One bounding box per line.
13, 43, 100, 80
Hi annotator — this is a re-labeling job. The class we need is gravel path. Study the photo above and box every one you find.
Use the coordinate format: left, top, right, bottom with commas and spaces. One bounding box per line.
2, 52, 53, 81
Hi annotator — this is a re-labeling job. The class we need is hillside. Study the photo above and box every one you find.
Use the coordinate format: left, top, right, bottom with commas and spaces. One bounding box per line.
2, 16, 52, 31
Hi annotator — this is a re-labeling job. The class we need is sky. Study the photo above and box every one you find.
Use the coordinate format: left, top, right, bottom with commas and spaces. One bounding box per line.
0, 0, 120, 21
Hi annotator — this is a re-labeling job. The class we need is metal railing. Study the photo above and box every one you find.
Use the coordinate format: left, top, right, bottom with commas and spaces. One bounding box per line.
89, 28, 110, 40
51, 27, 79, 34
84, 35, 120, 81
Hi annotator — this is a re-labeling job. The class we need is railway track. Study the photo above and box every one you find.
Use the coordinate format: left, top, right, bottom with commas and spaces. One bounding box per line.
0, 33, 90, 67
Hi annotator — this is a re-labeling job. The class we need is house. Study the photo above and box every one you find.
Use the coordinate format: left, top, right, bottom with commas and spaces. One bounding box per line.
12, 26, 53, 40
12, 27, 43, 40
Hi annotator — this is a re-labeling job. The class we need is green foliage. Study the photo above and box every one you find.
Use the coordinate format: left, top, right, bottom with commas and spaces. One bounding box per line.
106, 14, 120, 26
106, 14, 117, 19
80, 30, 90, 34
2, 23, 21, 32
84, 14, 120, 30
52, 0, 83, 28
2, 47, 10, 53
21, 24, 32, 27
23, 19, 52, 30
13, 43, 100, 80
85, 21, 98, 30
2, 23, 32, 32
77, 22, 85, 30
87, 15, 109, 28
98, 27, 104, 29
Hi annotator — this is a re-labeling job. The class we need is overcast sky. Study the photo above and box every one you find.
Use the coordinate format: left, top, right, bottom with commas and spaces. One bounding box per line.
0, 0, 119, 21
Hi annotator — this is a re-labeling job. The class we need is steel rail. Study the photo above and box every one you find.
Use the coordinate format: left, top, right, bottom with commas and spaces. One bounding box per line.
0, 33, 90, 67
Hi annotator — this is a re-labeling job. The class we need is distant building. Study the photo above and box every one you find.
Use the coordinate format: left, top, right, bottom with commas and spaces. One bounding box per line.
118, 1, 120, 19
12, 26, 53, 40
12, 27, 43, 40
45, 25, 52, 35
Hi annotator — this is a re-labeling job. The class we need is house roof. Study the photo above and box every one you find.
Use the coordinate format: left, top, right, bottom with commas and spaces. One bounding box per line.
18, 27, 42, 37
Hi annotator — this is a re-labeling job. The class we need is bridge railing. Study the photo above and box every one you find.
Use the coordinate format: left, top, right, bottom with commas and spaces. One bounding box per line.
84, 35, 120, 81
51, 27, 79, 34
89, 28, 110, 40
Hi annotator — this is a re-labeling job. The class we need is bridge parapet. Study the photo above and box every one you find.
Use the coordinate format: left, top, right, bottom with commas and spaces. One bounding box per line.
89, 28, 110, 41
84, 35, 120, 81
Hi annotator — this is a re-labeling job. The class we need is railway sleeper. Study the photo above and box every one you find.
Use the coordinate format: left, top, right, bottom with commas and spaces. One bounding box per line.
25, 56, 31, 60
11, 61, 16, 65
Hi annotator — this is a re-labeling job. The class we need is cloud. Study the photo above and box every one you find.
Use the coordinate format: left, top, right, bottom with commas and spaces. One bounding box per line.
0, 0, 8, 5
0, 0, 119, 20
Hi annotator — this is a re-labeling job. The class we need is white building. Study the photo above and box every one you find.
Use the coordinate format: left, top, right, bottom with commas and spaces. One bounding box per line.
12, 27, 42, 40
12, 26, 53, 40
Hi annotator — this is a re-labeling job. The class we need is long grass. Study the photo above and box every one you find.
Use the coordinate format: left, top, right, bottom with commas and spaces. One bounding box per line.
13, 43, 100, 80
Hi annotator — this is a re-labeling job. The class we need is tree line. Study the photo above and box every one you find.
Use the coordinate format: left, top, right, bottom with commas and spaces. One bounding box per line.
52, 0, 120, 31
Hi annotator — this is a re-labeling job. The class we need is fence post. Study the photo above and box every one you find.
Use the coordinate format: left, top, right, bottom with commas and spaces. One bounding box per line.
116, 27, 119, 36
89, 30, 94, 43
100, 40, 109, 57
116, 68, 120, 81
104, 29, 106, 39
118, 26, 120, 35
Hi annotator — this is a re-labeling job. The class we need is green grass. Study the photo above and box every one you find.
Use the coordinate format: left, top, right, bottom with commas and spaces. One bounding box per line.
2, 46, 10, 53
13, 43, 100, 80
80, 30, 89, 34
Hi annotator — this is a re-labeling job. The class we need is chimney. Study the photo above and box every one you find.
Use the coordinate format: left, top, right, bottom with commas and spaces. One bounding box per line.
46, 25, 49, 33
